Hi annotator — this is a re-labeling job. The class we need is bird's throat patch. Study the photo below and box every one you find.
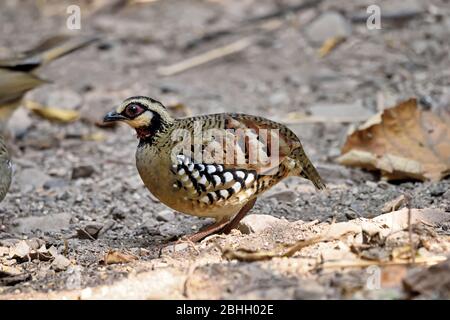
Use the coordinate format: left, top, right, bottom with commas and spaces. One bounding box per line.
136, 126, 153, 139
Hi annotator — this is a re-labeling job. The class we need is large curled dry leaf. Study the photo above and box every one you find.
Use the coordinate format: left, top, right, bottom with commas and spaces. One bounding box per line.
337, 99, 450, 181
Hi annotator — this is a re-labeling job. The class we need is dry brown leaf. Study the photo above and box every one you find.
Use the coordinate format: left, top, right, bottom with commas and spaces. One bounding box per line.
337, 98, 450, 181
221, 246, 278, 262
381, 195, 406, 213
76, 225, 103, 240
82, 132, 106, 142
381, 265, 408, 288
101, 250, 138, 265
25, 100, 80, 123
318, 36, 345, 58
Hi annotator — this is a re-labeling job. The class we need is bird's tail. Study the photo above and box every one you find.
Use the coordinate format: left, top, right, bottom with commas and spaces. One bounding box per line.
291, 147, 326, 190
0, 35, 98, 72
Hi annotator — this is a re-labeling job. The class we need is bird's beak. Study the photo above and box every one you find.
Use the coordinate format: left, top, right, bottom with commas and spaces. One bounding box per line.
103, 111, 127, 122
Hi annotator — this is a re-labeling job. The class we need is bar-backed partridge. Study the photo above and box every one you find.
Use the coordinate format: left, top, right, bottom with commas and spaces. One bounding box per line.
0, 35, 97, 133
104, 96, 325, 242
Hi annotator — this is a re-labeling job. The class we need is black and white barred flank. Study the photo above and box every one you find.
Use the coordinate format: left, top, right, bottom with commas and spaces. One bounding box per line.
171, 154, 257, 204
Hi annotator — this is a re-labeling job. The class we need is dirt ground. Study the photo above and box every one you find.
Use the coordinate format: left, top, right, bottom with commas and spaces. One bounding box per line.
0, 0, 449, 299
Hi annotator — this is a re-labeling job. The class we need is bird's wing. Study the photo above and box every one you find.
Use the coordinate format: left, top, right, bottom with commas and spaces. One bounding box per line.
0, 69, 47, 104
0, 35, 98, 72
169, 113, 301, 206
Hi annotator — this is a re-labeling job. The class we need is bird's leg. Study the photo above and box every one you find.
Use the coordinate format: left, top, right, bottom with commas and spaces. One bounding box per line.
178, 198, 257, 243
182, 219, 230, 243
221, 198, 257, 234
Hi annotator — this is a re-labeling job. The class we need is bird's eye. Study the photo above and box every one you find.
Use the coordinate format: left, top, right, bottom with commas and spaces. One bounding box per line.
124, 104, 144, 118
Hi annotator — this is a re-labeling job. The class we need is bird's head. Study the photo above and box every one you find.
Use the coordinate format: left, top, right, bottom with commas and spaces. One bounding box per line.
103, 96, 174, 140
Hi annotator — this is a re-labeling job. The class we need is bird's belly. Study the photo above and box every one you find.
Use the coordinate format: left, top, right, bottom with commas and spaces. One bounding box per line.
136, 151, 240, 221
142, 176, 241, 220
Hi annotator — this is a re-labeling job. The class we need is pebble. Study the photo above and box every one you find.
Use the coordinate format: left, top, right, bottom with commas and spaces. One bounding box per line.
308, 102, 374, 122
51, 255, 71, 271
158, 223, 182, 238
15, 168, 50, 193
429, 184, 445, 197
156, 210, 176, 222
12, 212, 72, 234
72, 165, 95, 179
238, 214, 284, 234
46, 89, 82, 110
265, 190, 298, 202
305, 12, 352, 44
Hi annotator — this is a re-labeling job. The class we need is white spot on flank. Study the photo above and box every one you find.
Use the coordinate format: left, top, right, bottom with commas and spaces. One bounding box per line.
206, 165, 216, 174
191, 171, 200, 179
213, 175, 221, 186
177, 155, 185, 164
245, 173, 255, 186
200, 196, 210, 203
223, 172, 233, 183
231, 181, 241, 193
177, 168, 185, 176
219, 190, 229, 199
209, 192, 217, 200
235, 171, 245, 179
198, 175, 207, 185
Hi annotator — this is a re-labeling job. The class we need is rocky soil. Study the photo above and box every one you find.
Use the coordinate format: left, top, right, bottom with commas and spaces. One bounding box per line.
0, 0, 449, 299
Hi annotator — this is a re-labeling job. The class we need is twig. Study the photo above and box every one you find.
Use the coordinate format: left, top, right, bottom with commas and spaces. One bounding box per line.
404, 193, 416, 264
282, 236, 324, 257
184, 0, 323, 50
63, 238, 69, 257
157, 37, 254, 76
350, 10, 423, 23
322, 255, 446, 269
182, 263, 198, 298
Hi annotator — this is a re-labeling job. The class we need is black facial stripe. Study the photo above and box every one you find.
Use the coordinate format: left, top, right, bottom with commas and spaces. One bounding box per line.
138, 111, 163, 145
124, 96, 165, 108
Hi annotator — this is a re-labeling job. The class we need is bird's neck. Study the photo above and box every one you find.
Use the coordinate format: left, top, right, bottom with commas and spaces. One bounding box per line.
137, 118, 173, 146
